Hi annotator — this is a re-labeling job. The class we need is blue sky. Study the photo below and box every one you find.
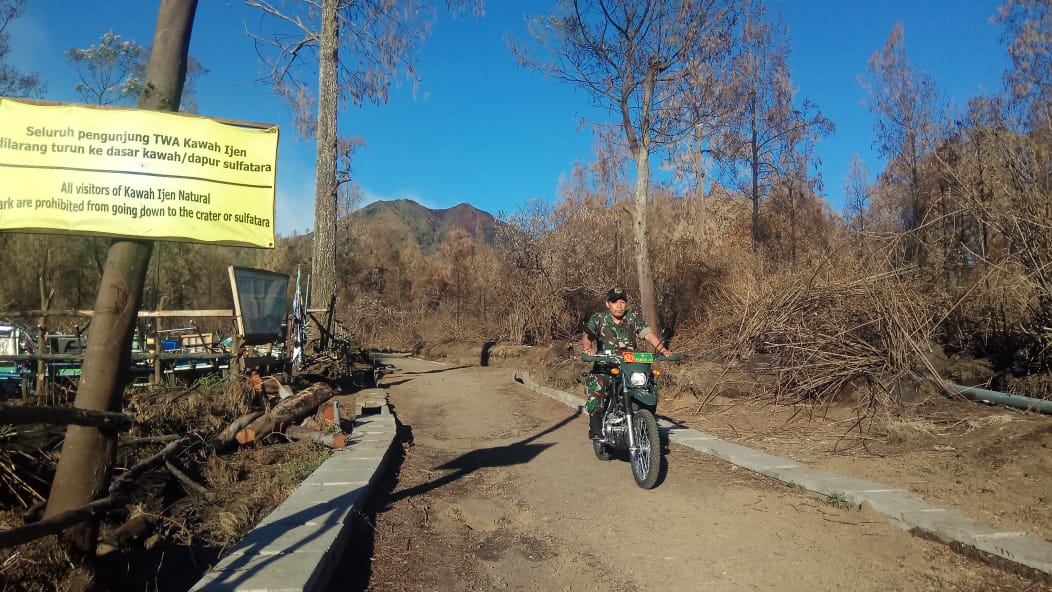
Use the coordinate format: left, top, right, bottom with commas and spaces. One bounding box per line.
6, 1, 1010, 237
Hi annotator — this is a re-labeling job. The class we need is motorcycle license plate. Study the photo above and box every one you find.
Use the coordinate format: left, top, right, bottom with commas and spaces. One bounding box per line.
622, 352, 653, 363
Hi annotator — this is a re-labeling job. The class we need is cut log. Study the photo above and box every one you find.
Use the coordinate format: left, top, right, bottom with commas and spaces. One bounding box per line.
314, 400, 342, 429
285, 424, 347, 448
235, 382, 335, 445
209, 411, 264, 451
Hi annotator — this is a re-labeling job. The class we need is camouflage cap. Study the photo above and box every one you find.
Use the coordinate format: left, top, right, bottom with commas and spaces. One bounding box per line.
606, 286, 629, 302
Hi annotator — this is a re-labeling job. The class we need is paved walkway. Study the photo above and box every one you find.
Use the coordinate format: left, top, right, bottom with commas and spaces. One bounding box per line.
189, 367, 1051, 591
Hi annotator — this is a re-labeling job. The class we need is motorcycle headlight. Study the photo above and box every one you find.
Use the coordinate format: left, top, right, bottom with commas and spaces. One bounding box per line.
629, 372, 648, 387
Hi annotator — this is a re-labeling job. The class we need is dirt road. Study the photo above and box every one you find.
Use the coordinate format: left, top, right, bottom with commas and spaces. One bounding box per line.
336, 356, 1038, 592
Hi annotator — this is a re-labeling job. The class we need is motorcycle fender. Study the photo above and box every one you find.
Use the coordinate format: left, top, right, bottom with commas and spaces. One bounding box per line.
631, 388, 657, 407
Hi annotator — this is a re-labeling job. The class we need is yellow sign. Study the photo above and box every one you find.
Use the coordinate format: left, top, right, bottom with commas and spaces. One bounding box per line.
0, 98, 279, 248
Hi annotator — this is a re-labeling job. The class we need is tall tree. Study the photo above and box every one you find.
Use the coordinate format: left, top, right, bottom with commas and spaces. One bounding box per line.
858, 22, 942, 250
716, 1, 830, 252
0, 0, 43, 97
438, 228, 477, 329
516, 0, 735, 328
774, 111, 830, 266
42, 0, 197, 565
995, 0, 1052, 127
842, 154, 871, 234
246, 0, 482, 309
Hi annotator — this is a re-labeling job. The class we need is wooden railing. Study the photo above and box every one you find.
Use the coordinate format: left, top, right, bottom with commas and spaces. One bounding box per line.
1, 309, 252, 393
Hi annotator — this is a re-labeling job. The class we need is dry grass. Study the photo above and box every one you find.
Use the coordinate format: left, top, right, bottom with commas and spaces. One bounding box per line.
132, 373, 254, 432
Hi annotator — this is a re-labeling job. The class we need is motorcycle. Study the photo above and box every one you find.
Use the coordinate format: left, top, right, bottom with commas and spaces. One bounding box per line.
581, 350, 681, 489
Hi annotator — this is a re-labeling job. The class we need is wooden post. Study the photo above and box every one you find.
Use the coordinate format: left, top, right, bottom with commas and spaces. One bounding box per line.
34, 323, 45, 399
36, 277, 48, 399
230, 333, 243, 375
153, 309, 162, 385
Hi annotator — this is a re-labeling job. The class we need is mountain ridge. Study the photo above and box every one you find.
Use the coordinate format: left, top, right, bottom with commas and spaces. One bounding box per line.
350, 198, 506, 254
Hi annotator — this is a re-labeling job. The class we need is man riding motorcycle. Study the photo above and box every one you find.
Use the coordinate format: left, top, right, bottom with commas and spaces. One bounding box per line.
582, 286, 671, 440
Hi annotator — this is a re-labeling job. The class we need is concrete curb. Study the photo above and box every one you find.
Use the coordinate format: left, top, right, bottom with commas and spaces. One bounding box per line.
512, 370, 1052, 583
190, 390, 397, 592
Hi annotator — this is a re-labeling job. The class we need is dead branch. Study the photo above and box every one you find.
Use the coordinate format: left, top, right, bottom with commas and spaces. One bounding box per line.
0, 493, 129, 549
119, 434, 182, 447
0, 404, 134, 431
109, 436, 191, 495
164, 460, 211, 497
160, 387, 195, 405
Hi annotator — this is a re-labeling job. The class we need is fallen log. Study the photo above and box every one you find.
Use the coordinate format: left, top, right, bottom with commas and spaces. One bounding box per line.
209, 411, 264, 451
285, 424, 347, 448
236, 382, 335, 445
0, 404, 134, 431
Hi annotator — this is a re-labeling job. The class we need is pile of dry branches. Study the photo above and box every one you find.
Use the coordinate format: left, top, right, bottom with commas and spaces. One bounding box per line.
0, 369, 350, 590
730, 266, 937, 410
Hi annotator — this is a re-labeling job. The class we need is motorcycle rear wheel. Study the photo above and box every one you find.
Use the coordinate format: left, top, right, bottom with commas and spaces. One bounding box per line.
629, 409, 660, 489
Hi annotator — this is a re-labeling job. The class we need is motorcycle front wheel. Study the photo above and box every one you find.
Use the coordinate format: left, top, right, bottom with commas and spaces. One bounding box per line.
629, 409, 661, 489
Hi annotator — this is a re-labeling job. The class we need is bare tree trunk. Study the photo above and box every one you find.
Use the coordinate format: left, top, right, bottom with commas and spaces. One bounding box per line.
628, 65, 660, 330
311, 0, 339, 307
788, 181, 797, 266
632, 146, 658, 330
43, 0, 196, 561
750, 105, 761, 252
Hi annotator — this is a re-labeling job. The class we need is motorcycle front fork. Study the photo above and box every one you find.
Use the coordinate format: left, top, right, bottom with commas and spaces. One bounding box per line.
620, 385, 637, 452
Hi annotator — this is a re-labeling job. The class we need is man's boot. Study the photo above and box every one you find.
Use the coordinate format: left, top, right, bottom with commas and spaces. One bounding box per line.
588, 410, 603, 440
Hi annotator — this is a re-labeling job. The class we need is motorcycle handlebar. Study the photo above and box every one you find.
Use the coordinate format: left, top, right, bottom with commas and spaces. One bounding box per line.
580, 352, 681, 363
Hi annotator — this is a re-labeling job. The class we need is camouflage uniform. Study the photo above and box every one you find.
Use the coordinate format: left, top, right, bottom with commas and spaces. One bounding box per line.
583, 309, 653, 413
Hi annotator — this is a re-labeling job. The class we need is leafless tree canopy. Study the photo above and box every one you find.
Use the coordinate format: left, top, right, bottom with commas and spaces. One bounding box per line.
0, 0, 44, 97
1, 0, 1049, 406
